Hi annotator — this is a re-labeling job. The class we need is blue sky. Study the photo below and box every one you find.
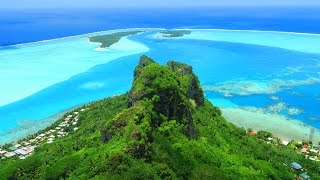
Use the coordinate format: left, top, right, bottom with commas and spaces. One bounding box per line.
2, 0, 320, 9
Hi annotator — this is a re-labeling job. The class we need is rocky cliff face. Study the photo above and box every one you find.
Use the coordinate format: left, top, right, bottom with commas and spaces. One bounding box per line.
127, 56, 205, 137
128, 57, 204, 110
102, 56, 205, 158
167, 61, 204, 106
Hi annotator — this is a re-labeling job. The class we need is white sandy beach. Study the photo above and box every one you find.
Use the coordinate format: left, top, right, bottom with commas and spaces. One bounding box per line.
221, 107, 320, 142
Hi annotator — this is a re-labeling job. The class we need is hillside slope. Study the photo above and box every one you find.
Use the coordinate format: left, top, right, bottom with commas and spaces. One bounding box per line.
0, 56, 319, 179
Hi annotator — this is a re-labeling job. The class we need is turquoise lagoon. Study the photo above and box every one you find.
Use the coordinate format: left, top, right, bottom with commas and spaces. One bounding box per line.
0, 28, 320, 144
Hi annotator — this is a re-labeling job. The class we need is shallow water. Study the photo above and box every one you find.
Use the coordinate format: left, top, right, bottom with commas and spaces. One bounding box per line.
1, 29, 320, 144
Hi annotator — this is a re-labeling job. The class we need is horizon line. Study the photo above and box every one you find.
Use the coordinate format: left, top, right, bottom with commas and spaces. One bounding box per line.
2, 4, 320, 10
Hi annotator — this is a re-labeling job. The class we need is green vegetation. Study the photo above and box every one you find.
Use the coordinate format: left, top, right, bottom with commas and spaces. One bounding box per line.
0, 56, 319, 179
160, 30, 191, 37
89, 31, 143, 48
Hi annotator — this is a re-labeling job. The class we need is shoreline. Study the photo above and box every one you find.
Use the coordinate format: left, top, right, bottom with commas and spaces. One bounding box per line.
2, 28, 320, 48
0, 31, 150, 107
1, 28, 165, 48
1, 27, 320, 144
0, 106, 78, 145
176, 28, 320, 37
2, 99, 320, 145
221, 107, 320, 142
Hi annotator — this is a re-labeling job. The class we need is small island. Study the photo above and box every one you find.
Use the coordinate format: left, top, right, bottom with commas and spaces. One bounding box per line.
160, 30, 191, 37
89, 31, 143, 48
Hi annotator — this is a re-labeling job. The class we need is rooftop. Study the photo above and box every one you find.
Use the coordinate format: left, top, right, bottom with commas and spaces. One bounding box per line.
9, 146, 18, 151
299, 173, 310, 180
291, 162, 302, 170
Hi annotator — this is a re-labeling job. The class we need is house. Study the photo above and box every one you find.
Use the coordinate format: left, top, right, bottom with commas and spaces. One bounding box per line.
4, 152, 16, 158
282, 141, 289, 146
310, 149, 318, 153
309, 157, 317, 161
22, 146, 36, 154
9, 146, 18, 151
49, 135, 55, 138
301, 148, 307, 153
298, 173, 310, 180
22, 146, 33, 154
14, 149, 29, 156
312, 144, 319, 150
14, 144, 21, 148
21, 141, 30, 146
291, 162, 302, 170
35, 136, 42, 140
27, 146, 37, 153
0, 149, 7, 155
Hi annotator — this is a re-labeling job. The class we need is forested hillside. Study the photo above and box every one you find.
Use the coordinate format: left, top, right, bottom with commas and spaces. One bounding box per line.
0, 56, 319, 179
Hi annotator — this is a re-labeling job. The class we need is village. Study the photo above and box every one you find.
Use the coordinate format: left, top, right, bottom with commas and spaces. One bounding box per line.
248, 129, 319, 180
0, 108, 318, 179
0, 108, 87, 160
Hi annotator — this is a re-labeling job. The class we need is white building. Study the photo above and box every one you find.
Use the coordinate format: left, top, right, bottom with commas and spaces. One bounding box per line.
4, 152, 16, 158
282, 141, 289, 146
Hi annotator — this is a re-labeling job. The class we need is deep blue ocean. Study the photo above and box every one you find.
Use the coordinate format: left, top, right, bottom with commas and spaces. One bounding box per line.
1, 7, 320, 143
1, 7, 320, 46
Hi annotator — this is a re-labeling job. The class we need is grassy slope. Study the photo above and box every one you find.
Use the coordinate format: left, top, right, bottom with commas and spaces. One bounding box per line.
0, 57, 319, 180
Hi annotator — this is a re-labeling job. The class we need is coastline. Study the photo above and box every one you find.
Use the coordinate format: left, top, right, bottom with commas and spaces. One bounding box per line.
1, 28, 165, 48
2, 27, 320, 48
2, 97, 320, 145
0, 31, 149, 107
1, 27, 320, 144
221, 107, 320, 142
0, 105, 79, 145
176, 28, 320, 37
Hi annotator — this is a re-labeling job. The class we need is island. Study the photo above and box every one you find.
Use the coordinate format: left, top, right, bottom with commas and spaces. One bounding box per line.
89, 31, 143, 48
0, 56, 319, 179
160, 30, 191, 37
